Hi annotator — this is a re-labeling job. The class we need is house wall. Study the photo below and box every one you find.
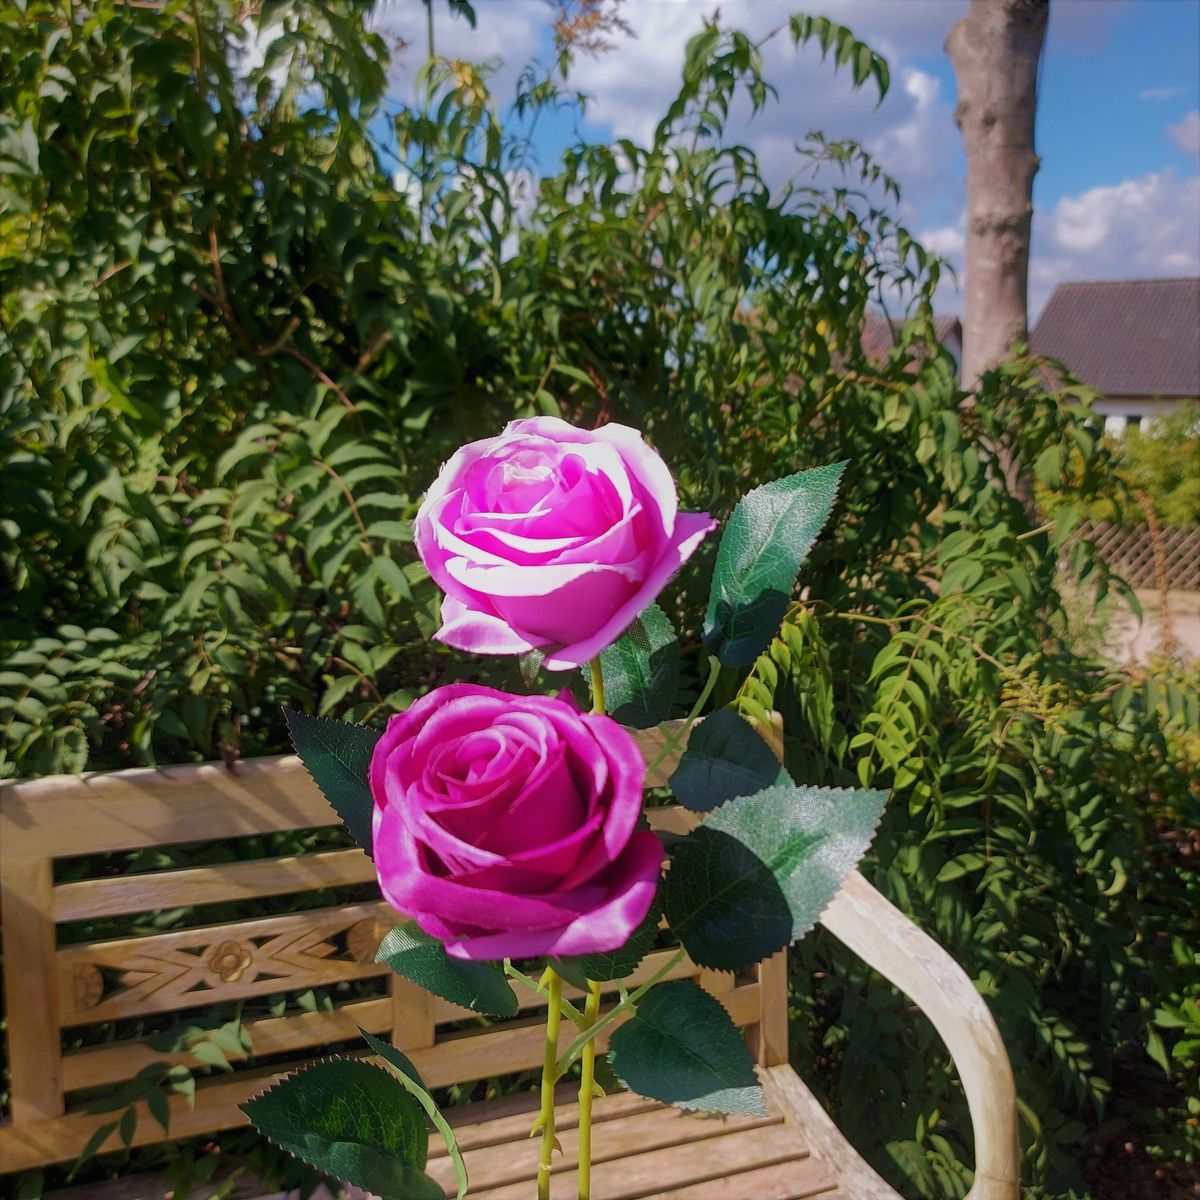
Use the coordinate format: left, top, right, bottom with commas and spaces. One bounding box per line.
1093, 395, 1195, 435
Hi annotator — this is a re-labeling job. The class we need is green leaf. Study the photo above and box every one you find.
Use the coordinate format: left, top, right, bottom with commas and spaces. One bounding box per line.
664, 783, 887, 969
608, 980, 764, 1116
670, 709, 790, 812
359, 1029, 469, 1200
703, 462, 846, 667
71, 1120, 118, 1174
554, 891, 661, 984
598, 604, 680, 728
241, 1059, 440, 1200
1034, 445, 1062, 488
283, 709, 379, 857
376, 922, 518, 1017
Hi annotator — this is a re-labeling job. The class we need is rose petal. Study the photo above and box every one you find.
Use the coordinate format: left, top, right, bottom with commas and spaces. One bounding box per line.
540, 510, 717, 669
593, 422, 681, 541
436, 593, 548, 656
444, 830, 663, 960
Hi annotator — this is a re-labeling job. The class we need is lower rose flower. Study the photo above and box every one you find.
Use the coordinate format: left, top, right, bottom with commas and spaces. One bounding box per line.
368, 683, 661, 960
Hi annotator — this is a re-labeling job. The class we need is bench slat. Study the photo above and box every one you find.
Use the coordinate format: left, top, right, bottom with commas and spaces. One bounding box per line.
467, 1122, 825, 1200
54, 848, 377, 921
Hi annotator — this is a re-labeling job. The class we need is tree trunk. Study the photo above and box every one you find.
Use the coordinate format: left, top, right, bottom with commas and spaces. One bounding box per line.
947, 0, 1049, 388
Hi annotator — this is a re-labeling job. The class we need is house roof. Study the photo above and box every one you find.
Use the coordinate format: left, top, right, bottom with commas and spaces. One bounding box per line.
860, 314, 962, 363
1030, 278, 1200, 398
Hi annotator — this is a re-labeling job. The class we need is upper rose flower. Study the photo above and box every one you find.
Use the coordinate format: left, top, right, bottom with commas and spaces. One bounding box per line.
414, 417, 716, 670
369, 683, 661, 960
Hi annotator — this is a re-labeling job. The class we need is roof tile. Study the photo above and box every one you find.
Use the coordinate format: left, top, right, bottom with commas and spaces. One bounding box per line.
1030, 278, 1200, 398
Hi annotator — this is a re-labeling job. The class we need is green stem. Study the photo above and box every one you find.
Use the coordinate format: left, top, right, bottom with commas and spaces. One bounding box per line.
556, 947, 687, 1075
576, 980, 603, 1200
504, 962, 583, 1024
645, 655, 721, 777
537, 968, 564, 1200
589, 658, 605, 714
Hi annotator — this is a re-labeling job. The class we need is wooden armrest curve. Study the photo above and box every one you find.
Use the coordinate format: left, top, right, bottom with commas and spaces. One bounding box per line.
819, 871, 1020, 1200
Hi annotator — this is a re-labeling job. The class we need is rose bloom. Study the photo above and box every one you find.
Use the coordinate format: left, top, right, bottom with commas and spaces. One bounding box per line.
369, 683, 661, 960
414, 417, 715, 670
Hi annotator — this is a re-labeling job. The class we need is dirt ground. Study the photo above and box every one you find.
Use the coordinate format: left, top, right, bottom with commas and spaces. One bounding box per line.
1083, 1132, 1200, 1199
1106, 588, 1200, 665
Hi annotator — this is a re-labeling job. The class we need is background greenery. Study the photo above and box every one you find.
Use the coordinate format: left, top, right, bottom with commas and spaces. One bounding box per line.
1039, 405, 1200, 528
1, 2, 1196, 1198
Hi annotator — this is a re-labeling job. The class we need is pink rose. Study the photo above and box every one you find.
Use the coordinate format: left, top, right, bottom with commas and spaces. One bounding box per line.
369, 683, 661, 960
414, 417, 716, 670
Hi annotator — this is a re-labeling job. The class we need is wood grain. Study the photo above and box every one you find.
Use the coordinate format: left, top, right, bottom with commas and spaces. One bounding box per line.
820, 871, 1020, 1200
56, 902, 396, 1026
0, 858, 63, 1124
0, 755, 328, 860
53, 847, 376, 921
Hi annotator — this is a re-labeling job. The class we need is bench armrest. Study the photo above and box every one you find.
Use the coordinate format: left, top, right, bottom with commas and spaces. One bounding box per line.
820, 871, 1020, 1200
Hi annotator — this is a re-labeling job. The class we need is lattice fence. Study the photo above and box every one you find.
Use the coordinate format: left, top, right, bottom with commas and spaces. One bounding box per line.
1076, 521, 1200, 591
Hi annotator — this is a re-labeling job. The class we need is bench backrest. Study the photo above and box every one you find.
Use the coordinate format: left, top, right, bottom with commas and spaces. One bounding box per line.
0, 727, 787, 1174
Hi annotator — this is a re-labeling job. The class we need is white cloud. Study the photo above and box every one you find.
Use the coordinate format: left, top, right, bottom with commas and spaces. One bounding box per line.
1030, 168, 1200, 314
1140, 85, 1185, 102
565, 1, 967, 234
1167, 110, 1200, 157
372, 0, 545, 108
919, 224, 965, 260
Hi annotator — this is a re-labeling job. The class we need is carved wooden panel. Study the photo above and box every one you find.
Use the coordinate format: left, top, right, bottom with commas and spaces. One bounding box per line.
56, 903, 396, 1026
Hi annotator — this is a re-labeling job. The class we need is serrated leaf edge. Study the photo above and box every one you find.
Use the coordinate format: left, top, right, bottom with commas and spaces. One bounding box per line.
240, 1055, 433, 1195
282, 707, 378, 858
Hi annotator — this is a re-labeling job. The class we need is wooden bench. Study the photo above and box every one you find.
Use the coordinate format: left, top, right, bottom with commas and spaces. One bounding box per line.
0, 728, 1019, 1199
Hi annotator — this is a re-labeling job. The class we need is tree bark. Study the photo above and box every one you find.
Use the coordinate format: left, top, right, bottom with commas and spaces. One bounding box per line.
947, 0, 1049, 388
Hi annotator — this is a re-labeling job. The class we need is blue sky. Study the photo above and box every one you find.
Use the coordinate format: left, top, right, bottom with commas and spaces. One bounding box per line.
376, 0, 1200, 315
942, 0, 1199, 210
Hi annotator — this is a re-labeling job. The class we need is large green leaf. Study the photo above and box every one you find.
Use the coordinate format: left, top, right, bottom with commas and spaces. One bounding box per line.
669, 709, 790, 812
359, 1029, 469, 1200
283, 709, 380, 857
240, 1059, 441, 1200
664, 783, 887, 969
598, 604, 680, 728
703, 462, 846, 667
376, 923, 518, 1018
608, 980, 765, 1116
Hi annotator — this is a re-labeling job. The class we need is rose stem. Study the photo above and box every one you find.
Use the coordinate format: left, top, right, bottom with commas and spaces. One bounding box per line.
644, 654, 720, 777
589, 658, 605, 715
576, 978, 603, 1200
555, 946, 688, 1075
537, 967, 564, 1200
577, 658, 607, 1199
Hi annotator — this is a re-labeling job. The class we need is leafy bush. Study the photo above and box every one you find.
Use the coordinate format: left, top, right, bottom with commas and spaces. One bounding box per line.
1040, 404, 1200, 527
1, 3, 1196, 1199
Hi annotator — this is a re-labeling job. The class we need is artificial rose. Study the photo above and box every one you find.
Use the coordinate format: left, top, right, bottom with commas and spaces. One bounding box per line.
414, 416, 716, 670
369, 683, 661, 960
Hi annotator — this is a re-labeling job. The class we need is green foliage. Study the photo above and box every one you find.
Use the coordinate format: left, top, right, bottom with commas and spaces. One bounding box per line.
1116, 406, 1200, 526
284, 710, 380, 855
607, 980, 765, 1116
703, 462, 846, 667
240, 1059, 441, 1200
375, 923, 519, 1018
1039, 405, 1200, 527
665, 783, 888, 969
597, 605, 680, 728
359, 1029, 470, 1200
669, 708, 790, 812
